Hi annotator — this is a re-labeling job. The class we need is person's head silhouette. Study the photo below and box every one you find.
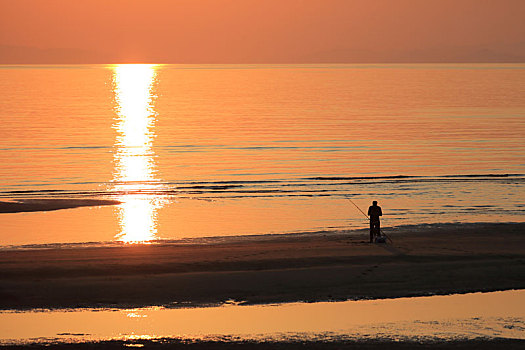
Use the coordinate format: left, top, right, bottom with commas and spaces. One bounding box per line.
372, 200, 378, 206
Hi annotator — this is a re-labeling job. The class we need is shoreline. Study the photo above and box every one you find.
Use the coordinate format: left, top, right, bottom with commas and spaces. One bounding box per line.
1, 221, 522, 251
0, 222, 523, 311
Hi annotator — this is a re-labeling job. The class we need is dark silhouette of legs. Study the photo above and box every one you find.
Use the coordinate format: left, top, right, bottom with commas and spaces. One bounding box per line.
370, 221, 380, 243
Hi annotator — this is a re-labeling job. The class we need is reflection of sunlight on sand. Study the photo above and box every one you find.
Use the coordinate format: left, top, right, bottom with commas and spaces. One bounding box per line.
112, 64, 165, 243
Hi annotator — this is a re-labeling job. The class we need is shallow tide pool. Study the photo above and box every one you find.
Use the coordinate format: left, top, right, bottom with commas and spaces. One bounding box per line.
1, 290, 524, 345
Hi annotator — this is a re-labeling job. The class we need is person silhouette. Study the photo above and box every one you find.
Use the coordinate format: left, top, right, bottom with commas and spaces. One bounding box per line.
367, 200, 382, 243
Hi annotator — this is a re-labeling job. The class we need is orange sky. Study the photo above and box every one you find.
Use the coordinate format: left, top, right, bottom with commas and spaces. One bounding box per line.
1, 0, 524, 63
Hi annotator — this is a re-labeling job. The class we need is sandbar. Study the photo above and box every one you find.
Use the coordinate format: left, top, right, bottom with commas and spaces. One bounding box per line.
0, 199, 121, 213
0, 222, 524, 310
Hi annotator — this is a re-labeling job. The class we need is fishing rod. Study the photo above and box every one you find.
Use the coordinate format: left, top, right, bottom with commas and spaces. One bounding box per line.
345, 196, 393, 243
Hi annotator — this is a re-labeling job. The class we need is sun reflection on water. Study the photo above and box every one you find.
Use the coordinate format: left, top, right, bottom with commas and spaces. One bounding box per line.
111, 64, 165, 243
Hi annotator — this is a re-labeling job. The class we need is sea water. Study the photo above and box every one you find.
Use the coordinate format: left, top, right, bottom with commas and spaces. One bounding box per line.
1, 64, 524, 245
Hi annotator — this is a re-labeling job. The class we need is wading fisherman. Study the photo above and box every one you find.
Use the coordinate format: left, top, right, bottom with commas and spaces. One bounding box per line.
368, 200, 382, 243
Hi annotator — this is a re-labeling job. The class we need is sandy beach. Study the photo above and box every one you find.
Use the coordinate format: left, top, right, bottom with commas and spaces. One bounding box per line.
0, 222, 523, 311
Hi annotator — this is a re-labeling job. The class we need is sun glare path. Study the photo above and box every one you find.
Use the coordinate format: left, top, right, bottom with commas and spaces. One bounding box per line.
112, 64, 165, 243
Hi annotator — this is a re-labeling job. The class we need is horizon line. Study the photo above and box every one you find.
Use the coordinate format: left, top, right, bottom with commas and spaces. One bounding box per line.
1, 62, 524, 66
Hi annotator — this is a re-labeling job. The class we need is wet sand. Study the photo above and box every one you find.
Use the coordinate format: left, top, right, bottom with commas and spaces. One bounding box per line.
2, 338, 525, 350
0, 222, 524, 310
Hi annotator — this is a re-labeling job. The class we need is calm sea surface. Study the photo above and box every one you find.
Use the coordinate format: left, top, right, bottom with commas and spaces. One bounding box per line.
1, 64, 524, 245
